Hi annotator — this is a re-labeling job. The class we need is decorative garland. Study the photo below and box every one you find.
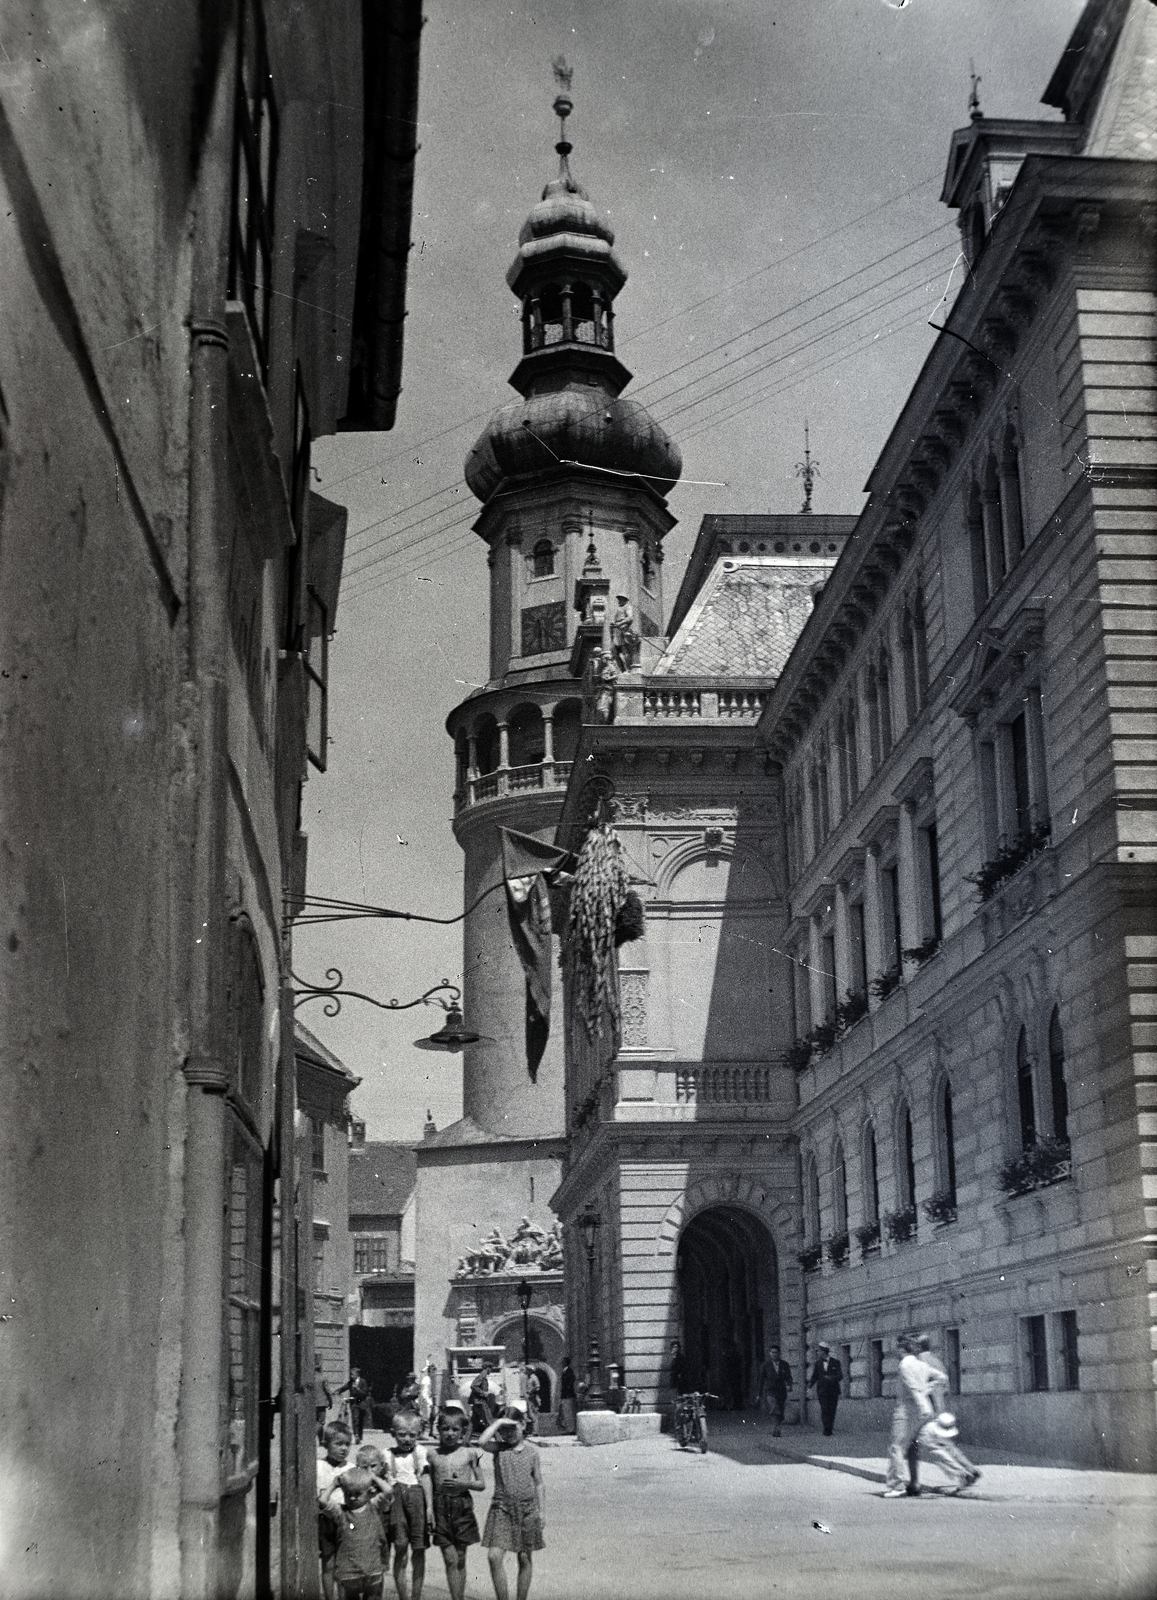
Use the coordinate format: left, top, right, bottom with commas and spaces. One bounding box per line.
564, 823, 629, 1041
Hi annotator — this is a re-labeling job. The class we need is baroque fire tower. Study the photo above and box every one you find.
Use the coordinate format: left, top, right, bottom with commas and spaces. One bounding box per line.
412, 85, 682, 1412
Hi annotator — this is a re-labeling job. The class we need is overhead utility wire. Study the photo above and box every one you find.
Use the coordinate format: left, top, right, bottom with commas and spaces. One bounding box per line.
341, 283, 949, 605
341, 260, 960, 599
340, 236, 958, 586
650, 237, 959, 422
622, 169, 943, 345
631, 221, 955, 405
338, 222, 955, 559
319, 168, 944, 498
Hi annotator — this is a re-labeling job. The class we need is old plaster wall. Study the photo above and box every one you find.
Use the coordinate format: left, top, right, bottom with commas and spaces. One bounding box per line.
0, 56, 193, 1595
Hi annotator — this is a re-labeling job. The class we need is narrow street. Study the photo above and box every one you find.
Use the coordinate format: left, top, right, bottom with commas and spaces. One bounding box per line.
365, 1417, 1157, 1600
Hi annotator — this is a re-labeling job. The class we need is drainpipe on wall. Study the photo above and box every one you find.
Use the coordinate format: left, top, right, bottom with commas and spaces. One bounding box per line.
177, 16, 238, 1598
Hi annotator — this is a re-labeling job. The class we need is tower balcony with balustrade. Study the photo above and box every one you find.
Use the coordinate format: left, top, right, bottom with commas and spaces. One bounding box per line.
448, 682, 585, 823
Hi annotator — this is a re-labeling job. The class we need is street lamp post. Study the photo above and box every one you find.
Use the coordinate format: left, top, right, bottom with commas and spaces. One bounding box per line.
578, 1206, 607, 1410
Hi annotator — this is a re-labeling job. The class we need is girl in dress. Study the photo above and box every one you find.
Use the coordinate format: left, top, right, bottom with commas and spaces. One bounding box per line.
477, 1405, 544, 1600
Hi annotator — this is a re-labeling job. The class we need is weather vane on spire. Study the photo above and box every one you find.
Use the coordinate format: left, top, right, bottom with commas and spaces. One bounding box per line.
550, 56, 575, 180
794, 421, 819, 514
968, 59, 983, 121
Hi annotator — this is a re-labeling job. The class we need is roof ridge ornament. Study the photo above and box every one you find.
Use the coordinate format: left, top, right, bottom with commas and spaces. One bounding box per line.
794, 420, 820, 514
968, 59, 983, 122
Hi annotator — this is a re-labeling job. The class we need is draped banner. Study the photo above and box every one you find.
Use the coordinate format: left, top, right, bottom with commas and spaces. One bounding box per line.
499, 826, 575, 1081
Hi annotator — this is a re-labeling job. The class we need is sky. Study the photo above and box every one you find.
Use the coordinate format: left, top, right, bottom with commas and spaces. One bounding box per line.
299, 0, 1084, 1142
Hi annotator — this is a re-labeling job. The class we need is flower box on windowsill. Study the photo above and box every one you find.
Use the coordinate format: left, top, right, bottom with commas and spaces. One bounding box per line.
967, 821, 1052, 903
870, 967, 902, 1003
922, 1190, 958, 1228
824, 1231, 850, 1268
797, 1244, 823, 1274
902, 937, 942, 967
855, 1221, 881, 1259
998, 1137, 1071, 1198
883, 1204, 918, 1245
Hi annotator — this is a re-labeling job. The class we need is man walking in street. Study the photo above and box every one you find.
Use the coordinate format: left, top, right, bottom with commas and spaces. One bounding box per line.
338, 1367, 374, 1445
757, 1345, 793, 1437
807, 1343, 842, 1437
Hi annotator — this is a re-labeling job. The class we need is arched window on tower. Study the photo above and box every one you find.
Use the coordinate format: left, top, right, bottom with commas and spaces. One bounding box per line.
532, 539, 555, 579
1048, 1007, 1070, 1145
1016, 1025, 1037, 1150
641, 546, 655, 593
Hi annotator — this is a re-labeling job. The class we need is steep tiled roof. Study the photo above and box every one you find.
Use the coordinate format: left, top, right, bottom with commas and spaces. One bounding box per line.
656, 557, 836, 679
348, 1142, 417, 1215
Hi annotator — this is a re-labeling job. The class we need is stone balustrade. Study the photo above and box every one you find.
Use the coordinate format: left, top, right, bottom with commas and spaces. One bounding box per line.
454, 759, 573, 813
675, 1063, 777, 1103
626, 681, 766, 722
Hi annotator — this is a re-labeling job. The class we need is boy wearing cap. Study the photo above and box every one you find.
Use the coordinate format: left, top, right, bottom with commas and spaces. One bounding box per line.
807, 1343, 843, 1437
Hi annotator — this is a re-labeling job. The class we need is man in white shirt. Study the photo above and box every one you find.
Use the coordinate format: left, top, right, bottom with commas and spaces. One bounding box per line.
884, 1332, 973, 1496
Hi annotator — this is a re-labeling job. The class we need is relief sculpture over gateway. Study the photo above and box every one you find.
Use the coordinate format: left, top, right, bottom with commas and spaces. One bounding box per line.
454, 1215, 564, 1279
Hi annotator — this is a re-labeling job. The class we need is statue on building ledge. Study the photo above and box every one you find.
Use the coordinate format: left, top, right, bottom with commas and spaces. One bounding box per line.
454, 1217, 564, 1278
610, 593, 640, 672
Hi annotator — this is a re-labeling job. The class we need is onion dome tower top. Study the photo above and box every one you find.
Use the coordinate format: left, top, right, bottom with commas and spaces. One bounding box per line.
465, 71, 682, 504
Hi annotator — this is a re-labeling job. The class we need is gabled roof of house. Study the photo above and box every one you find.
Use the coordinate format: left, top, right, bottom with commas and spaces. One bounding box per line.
348, 1141, 417, 1215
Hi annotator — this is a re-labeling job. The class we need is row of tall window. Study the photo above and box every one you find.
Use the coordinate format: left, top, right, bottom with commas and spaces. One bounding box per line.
967, 428, 1027, 610
826, 1315, 1078, 1399
786, 589, 928, 877
801, 1007, 1069, 1245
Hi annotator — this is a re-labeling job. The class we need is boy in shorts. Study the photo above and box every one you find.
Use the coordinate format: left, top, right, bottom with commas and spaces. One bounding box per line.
428, 1403, 484, 1600
384, 1410, 433, 1600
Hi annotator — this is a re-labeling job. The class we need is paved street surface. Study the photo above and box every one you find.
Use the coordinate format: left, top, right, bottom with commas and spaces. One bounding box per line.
365, 1414, 1157, 1600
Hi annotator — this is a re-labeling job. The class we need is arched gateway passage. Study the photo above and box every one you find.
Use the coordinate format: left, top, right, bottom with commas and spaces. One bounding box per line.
676, 1206, 779, 1409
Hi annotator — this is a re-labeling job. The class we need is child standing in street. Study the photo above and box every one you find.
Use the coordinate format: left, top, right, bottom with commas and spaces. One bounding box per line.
325, 1468, 391, 1600
318, 1422, 355, 1600
478, 1405, 544, 1600
384, 1410, 433, 1600
428, 1403, 484, 1600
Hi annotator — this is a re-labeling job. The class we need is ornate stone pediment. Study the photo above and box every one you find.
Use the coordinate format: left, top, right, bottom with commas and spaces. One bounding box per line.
950, 607, 1046, 723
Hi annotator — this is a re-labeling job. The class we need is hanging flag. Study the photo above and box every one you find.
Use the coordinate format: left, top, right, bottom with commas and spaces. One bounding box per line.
499, 827, 575, 1082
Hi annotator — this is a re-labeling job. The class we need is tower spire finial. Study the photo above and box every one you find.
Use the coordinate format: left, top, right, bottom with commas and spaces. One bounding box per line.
968, 59, 983, 121
794, 420, 820, 514
551, 56, 575, 184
